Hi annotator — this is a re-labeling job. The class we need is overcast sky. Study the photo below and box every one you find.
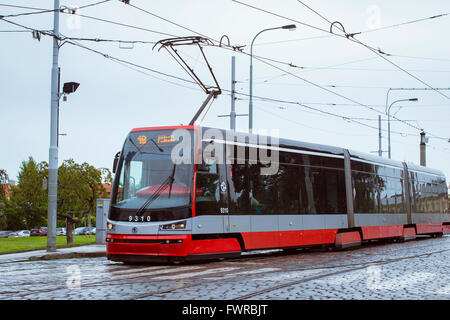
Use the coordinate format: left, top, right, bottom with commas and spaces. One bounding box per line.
1, 0, 449, 183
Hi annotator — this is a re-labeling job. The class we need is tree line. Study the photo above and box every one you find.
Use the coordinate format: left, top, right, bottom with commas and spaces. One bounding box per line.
0, 158, 112, 244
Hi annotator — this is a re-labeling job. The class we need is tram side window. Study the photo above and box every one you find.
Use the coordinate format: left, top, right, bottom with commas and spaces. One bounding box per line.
352, 167, 406, 214
409, 172, 418, 213
230, 159, 347, 215
381, 177, 405, 214
440, 180, 449, 213
230, 163, 283, 215
353, 172, 377, 213
195, 161, 220, 215
304, 167, 346, 214
411, 173, 446, 214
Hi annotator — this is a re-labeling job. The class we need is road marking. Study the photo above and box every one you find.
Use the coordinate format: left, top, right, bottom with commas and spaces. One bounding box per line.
314, 270, 365, 285
152, 267, 239, 280
108, 266, 205, 279
254, 269, 326, 282
207, 267, 281, 280
109, 266, 170, 276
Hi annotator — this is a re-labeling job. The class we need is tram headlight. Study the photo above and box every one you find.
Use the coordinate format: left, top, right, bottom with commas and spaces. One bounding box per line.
107, 223, 115, 231
159, 221, 187, 230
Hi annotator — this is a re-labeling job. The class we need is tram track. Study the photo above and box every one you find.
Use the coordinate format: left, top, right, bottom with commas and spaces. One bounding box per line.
130, 246, 450, 300
2, 239, 449, 300
231, 247, 450, 300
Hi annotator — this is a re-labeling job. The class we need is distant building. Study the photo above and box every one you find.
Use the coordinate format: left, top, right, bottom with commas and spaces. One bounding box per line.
0, 181, 14, 200
447, 182, 450, 212
102, 183, 112, 198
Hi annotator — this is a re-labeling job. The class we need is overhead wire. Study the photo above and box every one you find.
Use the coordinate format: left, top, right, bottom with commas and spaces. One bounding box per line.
0, 2, 182, 39
0, 0, 111, 18
0, 4, 46, 11
2, 4, 448, 143
356, 12, 450, 35
61, 35, 429, 139
60, 10, 179, 38
232, 0, 450, 102
125, 2, 214, 41
295, 0, 450, 100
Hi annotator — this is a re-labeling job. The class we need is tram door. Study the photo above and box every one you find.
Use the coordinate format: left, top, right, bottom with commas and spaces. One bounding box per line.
197, 138, 229, 234
222, 143, 251, 236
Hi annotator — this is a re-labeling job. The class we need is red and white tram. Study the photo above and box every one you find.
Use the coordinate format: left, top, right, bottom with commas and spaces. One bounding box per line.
106, 125, 449, 263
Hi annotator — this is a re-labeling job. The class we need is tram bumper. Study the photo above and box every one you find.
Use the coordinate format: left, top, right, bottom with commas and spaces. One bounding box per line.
106, 233, 190, 262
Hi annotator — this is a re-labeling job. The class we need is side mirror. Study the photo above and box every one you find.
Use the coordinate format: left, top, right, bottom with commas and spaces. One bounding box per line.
112, 151, 120, 174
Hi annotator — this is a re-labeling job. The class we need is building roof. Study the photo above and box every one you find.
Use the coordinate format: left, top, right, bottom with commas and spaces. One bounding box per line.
1, 184, 11, 200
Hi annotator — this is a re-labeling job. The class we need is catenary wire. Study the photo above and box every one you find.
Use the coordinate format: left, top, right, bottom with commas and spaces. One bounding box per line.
2, 15, 448, 142
232, 0, 450, 101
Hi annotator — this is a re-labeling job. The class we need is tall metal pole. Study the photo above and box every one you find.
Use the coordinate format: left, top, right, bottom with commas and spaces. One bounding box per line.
388, 111, 391, 159
420, 131, 426, 166
249, 48, 254, 133
249, 25, 296, 133
378, 115, 382, 157
47, 0, 60, 252
386, 98, 418, 159
230, 56, 236, 130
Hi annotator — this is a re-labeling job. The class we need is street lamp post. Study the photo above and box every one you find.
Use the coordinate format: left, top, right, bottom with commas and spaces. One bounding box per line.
47, 1, 79, 251
47, 0, 60, 252
249, 24, 296, 133
386, 98, 418, 159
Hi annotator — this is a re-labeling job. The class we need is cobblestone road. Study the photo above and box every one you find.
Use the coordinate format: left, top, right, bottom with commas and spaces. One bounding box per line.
1, 235, 449, 300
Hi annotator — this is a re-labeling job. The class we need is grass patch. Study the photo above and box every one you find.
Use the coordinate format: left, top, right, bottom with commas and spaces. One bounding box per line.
0, 235, 96, 254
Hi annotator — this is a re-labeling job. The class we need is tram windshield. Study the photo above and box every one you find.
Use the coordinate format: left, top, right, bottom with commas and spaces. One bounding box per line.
110, 129, 194, 219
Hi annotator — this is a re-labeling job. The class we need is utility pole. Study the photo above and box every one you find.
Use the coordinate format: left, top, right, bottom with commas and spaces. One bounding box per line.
386, 98, 418, 159
47, 0, 60, 252
249, 25, 296, 133
420, 131, 426, 166
378, 115, 382, 157
218, 56, 247, 128
230, 56, 236, 130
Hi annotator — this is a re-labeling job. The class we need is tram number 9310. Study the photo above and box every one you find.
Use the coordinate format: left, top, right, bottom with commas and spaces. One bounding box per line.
128, 215, 151, 222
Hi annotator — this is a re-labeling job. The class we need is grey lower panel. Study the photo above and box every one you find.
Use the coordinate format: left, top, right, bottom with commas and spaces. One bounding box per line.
411, 213, 450, 224
192, 214, 348, 233
354, 214, 407, 227
107, 219, 162, 235
303, 214, 348, 230
191, 215, 225, 234
108, 212, 450, 236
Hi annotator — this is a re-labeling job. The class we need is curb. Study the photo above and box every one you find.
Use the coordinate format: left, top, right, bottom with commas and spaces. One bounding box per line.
0, 244, 98, 256
28, 252, 107, 261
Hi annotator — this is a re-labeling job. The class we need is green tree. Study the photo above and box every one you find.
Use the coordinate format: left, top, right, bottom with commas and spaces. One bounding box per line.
57, 159, 108, 244
0, 169, 9, 229
6, 158, 47, 229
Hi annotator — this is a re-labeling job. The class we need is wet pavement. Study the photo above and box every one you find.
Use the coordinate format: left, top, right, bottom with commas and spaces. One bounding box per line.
1, 235, 449, 300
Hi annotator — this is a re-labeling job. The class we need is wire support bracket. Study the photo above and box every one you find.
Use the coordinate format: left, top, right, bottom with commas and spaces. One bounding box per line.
153, 36, 222, 125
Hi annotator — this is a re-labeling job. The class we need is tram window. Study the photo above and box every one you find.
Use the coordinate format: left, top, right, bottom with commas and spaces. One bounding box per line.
354, 172, 376, 213
195, 162, 220, 216
409, 173, 447, 214
230, 153, 347, 215
231, 163, 283, 215
292, 165, 346, 214
230, 163, 251, 214
352, 161, 375, 174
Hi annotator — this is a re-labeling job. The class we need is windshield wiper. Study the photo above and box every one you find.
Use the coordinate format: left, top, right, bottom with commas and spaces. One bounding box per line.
135, 163, 177, 216
168, 164, 176, 198
150, 138, 164, 152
